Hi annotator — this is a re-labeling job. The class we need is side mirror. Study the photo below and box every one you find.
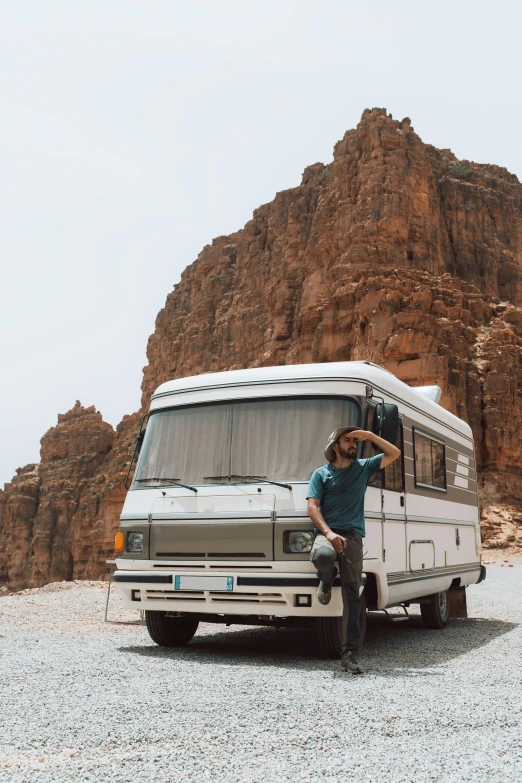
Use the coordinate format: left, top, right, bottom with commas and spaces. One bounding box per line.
371, 403, 399, 449
136, 428, 146, 455
124, 424, 148, 490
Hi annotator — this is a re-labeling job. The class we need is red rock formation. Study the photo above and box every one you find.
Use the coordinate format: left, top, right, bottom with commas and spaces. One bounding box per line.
2, 108, 522, 587
480, 505, 522, 550
0, 403, 114, 589
70, 412, 140, 581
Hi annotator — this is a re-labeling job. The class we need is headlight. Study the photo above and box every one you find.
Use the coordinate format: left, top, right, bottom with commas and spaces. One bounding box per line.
284, 531, 313, 553
126, 532, 144, 553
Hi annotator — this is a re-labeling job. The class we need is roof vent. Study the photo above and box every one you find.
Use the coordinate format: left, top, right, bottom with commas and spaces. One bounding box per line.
411, 385, 442, 404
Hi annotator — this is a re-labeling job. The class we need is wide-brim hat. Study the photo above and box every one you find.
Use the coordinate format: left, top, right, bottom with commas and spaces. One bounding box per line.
324, 426, 359, 463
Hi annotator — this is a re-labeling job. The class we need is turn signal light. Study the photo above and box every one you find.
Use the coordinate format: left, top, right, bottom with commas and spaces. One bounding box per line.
114, 531, 124, 552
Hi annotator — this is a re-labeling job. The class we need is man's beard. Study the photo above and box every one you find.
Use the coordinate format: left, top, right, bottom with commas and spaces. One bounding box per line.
338, 445, 357, 459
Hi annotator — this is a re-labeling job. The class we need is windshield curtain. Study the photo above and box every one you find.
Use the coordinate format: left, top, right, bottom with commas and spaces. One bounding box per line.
134, 396, 359, 485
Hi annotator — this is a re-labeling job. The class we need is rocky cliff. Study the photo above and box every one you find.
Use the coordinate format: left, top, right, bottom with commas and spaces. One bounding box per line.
2, 108, 521, 587
0, 403, 115, 588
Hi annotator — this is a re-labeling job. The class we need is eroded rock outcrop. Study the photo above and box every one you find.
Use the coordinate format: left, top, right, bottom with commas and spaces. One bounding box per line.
70, 412, 140, 581
2, 108, 522, 587
0, 403, 114, 589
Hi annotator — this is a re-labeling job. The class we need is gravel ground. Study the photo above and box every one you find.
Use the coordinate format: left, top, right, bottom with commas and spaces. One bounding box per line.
1, 560, 521, 783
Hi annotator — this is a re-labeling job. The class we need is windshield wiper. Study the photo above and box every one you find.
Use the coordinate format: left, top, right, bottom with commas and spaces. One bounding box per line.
203, 474, 292, 490
135, 478, 198, 493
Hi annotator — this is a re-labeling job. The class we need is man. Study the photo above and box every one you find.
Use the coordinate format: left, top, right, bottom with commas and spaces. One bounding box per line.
307, 426, 400, 674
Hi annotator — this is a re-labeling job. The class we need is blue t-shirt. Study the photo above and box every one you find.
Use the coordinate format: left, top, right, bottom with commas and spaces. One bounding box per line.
306, 455, 383, 537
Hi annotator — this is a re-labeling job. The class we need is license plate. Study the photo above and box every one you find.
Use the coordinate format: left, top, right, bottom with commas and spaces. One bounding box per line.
174, 575, 234, 592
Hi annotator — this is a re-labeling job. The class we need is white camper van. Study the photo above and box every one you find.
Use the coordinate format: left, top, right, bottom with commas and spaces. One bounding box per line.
113, 362, 485, 656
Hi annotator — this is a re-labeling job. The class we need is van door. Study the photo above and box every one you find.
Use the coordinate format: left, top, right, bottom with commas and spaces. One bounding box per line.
381, 418, 406, 574
406, 426, 447, 574
382, 487, 406, 574
364, 406, 406, 574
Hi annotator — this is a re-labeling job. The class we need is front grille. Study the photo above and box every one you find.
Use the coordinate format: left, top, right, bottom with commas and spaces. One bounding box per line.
152, 563, 274, 571
145, 590, 205, 602
207, 553, 266, 558
154, 552, 267, 559
209, 592, 287, 604
153, 564, 206, 569
208, 565, 273, 570
143, 589, 288, 605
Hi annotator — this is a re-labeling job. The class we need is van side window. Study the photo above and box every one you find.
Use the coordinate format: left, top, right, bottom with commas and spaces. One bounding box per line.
383, 420, 404, 492
413, 429, 446, 492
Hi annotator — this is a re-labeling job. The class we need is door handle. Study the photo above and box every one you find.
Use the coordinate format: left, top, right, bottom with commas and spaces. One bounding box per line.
400, 496, 405, 507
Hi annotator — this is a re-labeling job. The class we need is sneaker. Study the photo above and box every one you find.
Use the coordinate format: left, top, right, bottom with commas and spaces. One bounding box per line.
340, 652, 364, 674
317, 581, 332, 605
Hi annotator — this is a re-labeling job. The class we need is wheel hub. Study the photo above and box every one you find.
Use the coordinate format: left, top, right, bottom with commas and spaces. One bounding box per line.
438, 590, 448, 616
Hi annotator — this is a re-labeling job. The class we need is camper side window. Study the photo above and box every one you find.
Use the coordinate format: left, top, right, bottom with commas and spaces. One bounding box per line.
413, 429, 447, 492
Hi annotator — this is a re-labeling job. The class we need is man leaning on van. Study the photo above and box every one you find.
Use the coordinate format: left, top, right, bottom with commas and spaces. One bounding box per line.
307, 426, 400, 674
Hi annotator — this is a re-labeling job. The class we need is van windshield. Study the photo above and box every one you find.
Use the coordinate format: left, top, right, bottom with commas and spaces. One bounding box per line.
134, 396, 360, 486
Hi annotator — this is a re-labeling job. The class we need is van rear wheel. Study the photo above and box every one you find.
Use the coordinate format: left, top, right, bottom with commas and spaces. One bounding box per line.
316, 591, 367, 658
420, 590, 450, 629
145, 611, 199, 647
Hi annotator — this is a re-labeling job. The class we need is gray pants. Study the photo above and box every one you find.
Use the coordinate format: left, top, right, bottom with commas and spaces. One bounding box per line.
310, 530, 363, 654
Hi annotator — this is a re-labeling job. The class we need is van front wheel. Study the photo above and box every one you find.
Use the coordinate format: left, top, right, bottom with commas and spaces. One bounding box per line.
316, 591, 367, 659
145, 611, 199, 647
420, 590, 450, 629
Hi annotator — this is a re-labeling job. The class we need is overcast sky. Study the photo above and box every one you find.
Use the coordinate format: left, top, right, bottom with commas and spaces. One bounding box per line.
1, 0, 520, 487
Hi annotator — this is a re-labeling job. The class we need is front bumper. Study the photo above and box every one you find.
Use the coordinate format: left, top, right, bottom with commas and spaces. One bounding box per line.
112, 569, 344, 617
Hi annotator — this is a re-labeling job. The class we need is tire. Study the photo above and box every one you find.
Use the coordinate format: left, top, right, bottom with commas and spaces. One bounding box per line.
420, 590, 450, 629
316, 591, 367, 658
145, 611, 199, 647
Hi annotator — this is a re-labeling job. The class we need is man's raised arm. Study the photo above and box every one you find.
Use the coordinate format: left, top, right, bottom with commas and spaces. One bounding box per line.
349, 430, 401, 469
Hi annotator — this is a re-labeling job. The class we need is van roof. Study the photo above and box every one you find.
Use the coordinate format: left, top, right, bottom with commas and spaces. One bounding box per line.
152, 361, 473, 439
